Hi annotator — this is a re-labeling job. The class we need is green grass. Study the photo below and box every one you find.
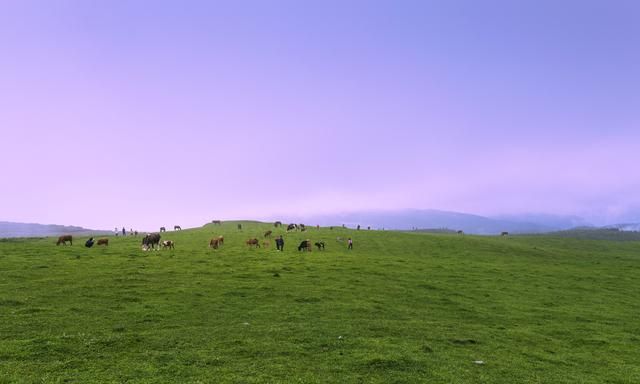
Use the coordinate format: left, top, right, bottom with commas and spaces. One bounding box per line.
0, 221, 639, 383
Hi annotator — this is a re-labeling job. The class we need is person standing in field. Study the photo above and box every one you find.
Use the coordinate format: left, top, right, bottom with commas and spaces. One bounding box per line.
122, 227, 126, 236
347, 238, 353, 250
276, 235, 284, 251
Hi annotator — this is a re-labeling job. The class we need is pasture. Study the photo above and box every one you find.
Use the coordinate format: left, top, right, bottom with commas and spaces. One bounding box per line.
0, 221, 639, 383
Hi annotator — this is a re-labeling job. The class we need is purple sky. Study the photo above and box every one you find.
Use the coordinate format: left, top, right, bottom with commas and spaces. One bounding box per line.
1, 1, 639, 230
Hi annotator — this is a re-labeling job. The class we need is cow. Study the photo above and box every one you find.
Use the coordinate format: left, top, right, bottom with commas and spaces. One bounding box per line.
299, 224, 306, 232
217, 235, 224, 245
457, 230, 464, 235
501, 231, 509, 236
264, 230, 272, 238
314, 241, 325, 251
174, 225, 181, 231
160, 227, 166, 232
212, 220, 222, 225
97, 238, 109, 246
262, 240, 271, 248
209, 238, 220, 249
162, 240, 175, 250
142, 233, 161, 251
246, 238, 260, 248
298, 240, 311, 252
56, 235, 73, 246
286, 223, 297, 232
274, 221, 282, 228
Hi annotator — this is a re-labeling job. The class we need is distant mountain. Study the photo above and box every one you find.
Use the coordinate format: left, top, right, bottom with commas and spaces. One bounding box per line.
491, 214, 591, 230
0, 221, 111, 238
604, 223, 640, 232
278, 209, 558, 235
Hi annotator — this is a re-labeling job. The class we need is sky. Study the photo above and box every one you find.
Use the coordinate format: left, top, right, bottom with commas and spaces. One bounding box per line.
1, 0, 639, 230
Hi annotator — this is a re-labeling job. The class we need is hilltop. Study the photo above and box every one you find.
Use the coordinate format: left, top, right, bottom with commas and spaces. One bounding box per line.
0, 221, 639, 382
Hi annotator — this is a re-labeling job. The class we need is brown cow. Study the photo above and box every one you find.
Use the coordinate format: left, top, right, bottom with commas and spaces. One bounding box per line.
56, 235, 73, 246
162, 240, 175, 249
246, 238, 260, 248
97, 238, 109, 246
209, 238, 220, 249
264, 230, 272, 238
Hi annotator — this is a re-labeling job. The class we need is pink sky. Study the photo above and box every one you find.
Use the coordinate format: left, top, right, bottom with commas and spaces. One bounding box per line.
1, 1, 639, 230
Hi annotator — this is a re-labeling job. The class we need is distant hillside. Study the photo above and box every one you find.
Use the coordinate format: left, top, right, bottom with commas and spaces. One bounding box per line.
277, 209, 557, 235
0, 222, 111, 238
537, 227, 640, 241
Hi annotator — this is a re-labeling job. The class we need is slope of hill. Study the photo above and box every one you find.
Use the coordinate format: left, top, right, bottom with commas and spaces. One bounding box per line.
0, 221, 638, 382
0, 221, 111, 238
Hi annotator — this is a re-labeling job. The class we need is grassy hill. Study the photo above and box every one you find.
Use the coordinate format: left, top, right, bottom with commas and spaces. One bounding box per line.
0, 221, 639, 383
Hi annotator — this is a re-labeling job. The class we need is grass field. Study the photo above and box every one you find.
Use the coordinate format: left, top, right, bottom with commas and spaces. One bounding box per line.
1, 221, 639, 383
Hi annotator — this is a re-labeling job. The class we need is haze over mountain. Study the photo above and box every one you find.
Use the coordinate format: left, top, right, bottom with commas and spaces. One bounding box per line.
3, 210, 638, 238
271, 209, 597, 235
0, 222, 111, 239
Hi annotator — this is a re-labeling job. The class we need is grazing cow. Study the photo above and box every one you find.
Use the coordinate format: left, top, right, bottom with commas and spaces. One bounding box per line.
174, 225, 181, 231
218, 235, 224, 245
262, 240, 271, 248
299, 224, 306, 231
274, 221, 282, 228
162, 240, 175, 250
246, 238, 260, 248
314, 241, 325, 251
501, 231, 509, 236
298, 240, 312, 252
212, 220, 222, 225
209, 238, 220, 249
457, 230, 464, 235
56, 235, 73, 246
286, 223, 297, 231
264, 230, 272, 238
160, 227, 166, 232
97, 238, 109, 246
142, 233, 161, 251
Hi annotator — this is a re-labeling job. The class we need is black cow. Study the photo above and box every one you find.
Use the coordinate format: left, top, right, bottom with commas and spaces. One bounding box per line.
298, 240, 311, 252
314, 241, 325, 251
142, 233, 162, 250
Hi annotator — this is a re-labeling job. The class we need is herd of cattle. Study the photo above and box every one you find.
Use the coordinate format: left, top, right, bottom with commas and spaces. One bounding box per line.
54, 221, 335, 252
